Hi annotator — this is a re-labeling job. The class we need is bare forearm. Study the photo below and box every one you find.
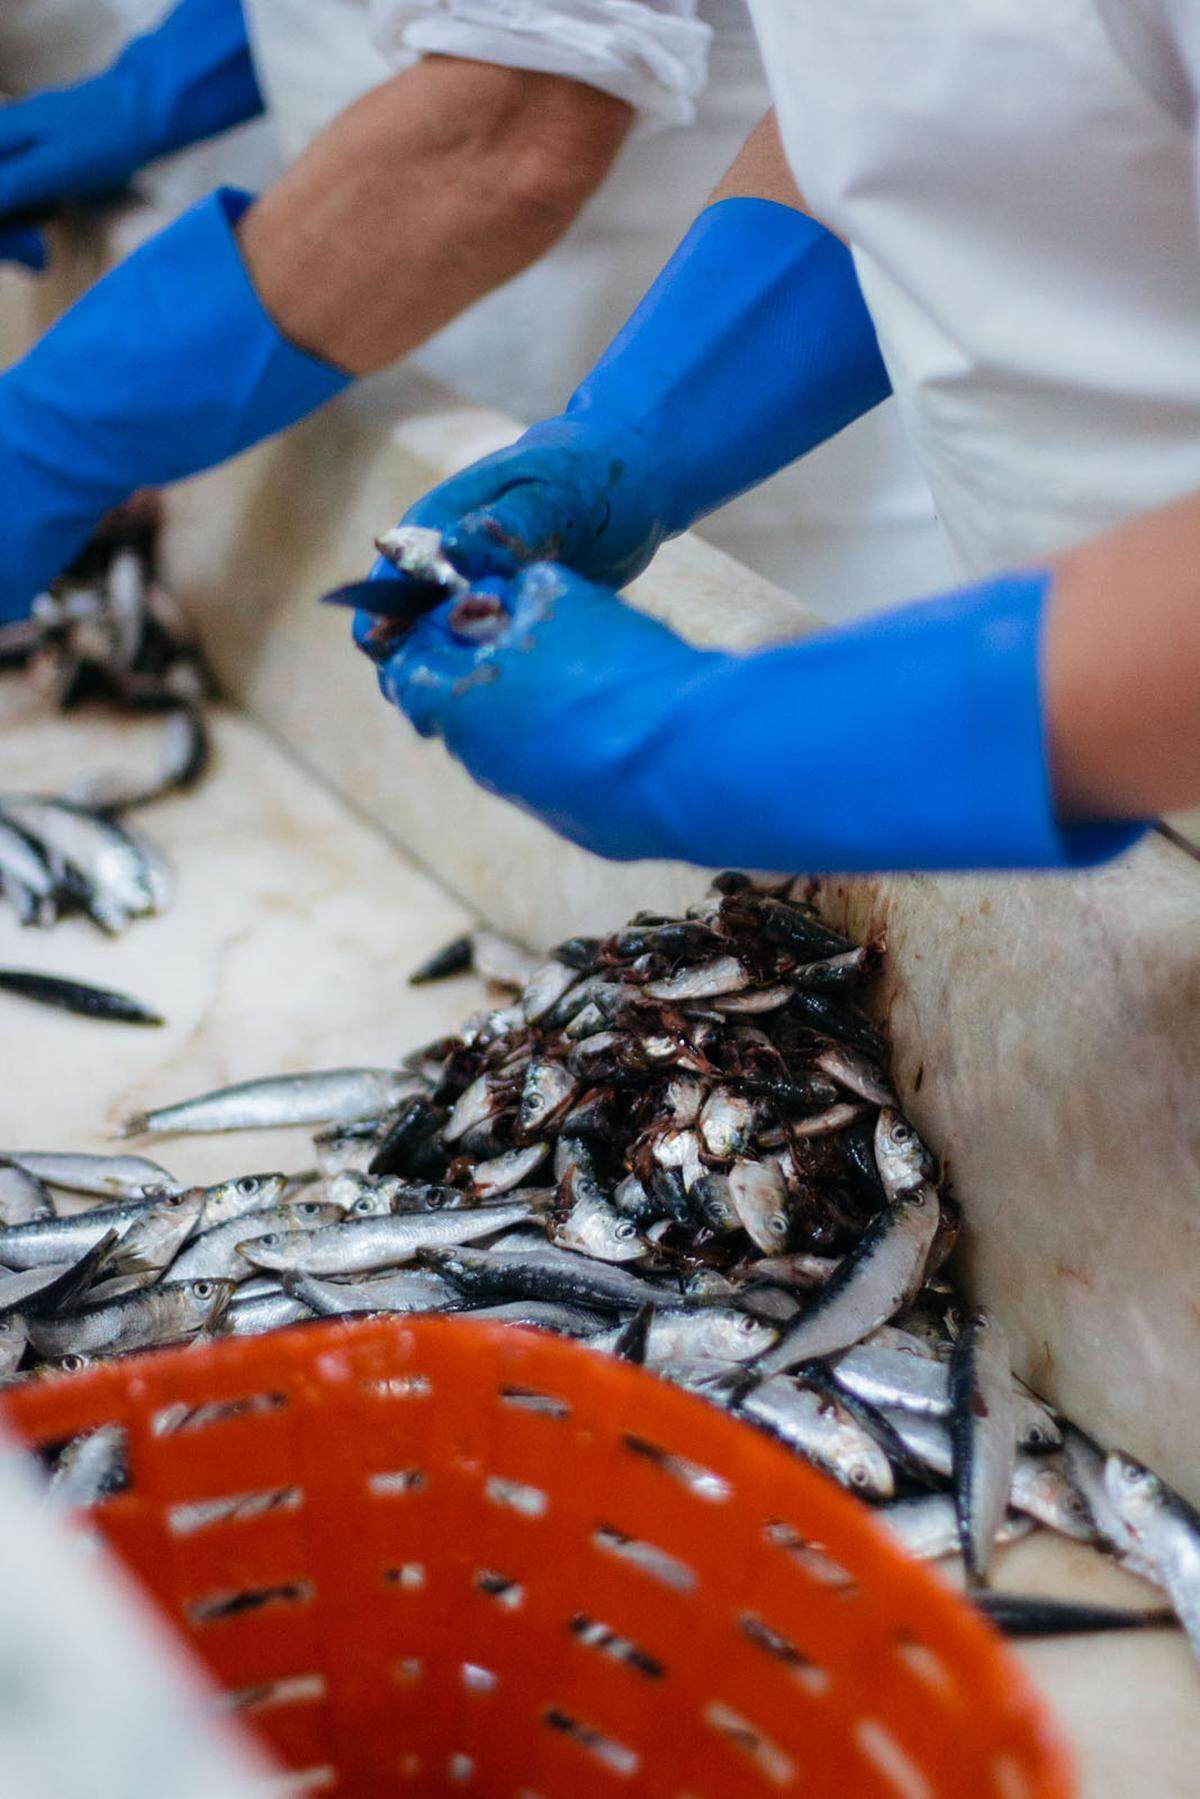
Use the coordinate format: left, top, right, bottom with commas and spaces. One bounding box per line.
237, 57, 631, 375
1046, 492, 1200, 818
709, 111, 810, 213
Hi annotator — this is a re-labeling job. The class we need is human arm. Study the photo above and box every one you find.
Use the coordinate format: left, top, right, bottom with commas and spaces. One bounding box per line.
358, 539, 1158, 874
0, 52, 634, 618
0, 0, 262, 226
363, 109, 888, 595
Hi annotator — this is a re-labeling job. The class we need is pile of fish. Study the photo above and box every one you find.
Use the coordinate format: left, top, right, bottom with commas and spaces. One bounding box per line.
0, 492, 209, 934
10, 875, 1200, 1653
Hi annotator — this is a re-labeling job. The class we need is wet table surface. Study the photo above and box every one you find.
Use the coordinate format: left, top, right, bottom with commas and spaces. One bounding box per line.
0, 697, 1197, 1796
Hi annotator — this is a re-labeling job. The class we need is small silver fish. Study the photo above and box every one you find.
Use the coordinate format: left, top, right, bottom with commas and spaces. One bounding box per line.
1104, 1452, 1200, 1659
518, 1061, 578, 1139
590, 1307, 776, 1366
123, 1069, 419, 1137
241, 1199, 547, 1277
2, 1150, 180, 1201
873, 1109, 936, 1197
755, 1183, 940, 1375
28, 1279, 234, 1359
286, 1267, 462, 1317
739, 1375, 894, 1497
814, 1046, 894, 1107
698, 1087, 761, 1161
551, 1187, 645, 1263
877, 1494, 1033, 1562
471, 1143, 548, 1198
0, 1159, 52, 1224
727, 1158, 791, 1255
950, 1309, 1017, 1582
170, 1202, 344, 1280
643, 957, 749, 1002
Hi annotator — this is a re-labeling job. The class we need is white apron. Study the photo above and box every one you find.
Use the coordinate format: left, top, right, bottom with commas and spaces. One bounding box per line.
746, 0, 1200, 578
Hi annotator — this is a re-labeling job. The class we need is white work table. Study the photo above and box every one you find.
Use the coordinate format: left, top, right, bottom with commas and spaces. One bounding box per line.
0, 697, 1196, 1795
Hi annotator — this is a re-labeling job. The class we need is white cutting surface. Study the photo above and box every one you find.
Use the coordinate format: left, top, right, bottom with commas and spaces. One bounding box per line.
0, 698, 1196, 1793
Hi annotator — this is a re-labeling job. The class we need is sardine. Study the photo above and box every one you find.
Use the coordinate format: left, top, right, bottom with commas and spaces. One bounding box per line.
588, 1307, 776, 1366
698, 1087, 760, 1161
240, 1199, 549, 1277
727, 1158, 792, 1254
878, 1494, 1033, 1562
644, 957, 749, 1002
170, 1201, 343, 1280
973, 1592, 1178, 1639
284, 1267, 461, 1317
28, 1279, 234, 1359
950, 1310, 1017, 1583
123, 1068, 418, 1136
755, 1184, 939, 1375
814, 1046, 894, 1106
1, 1151, 180, 1201
1104, 1453, 1200, 1658
873, 1109, 935, 1197
0, 1159, 52, 1224
422, 1243, 669, 1313
739, 1375, 894, 1496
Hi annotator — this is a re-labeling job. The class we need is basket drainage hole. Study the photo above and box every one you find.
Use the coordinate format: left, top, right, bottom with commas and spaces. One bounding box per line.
500, 1385, 571, 1420
569, 1613, 664, 1680
894, 1637, 956, 1702
738, 1613, 828, 1696
383, 1563, 426, 1591
485, 1475, 548, 1519
704, 1701, 795, 1789
273, 1766, 334, 1793
991, 1755, 1033, 1799
542, 1707, 639, 1779
368, 1468, 425, 1497
762, 1521, 858, 1595
218, 1673, 326, 1716
152, 1391, 286, 1437
448, 1752, 476, 1783
855, 1719, 931, 1799
168, 1485, 301, 1537
188, 1579, 312, 1625
475, 1569, 525, 1611
392, 1658, 424, 1686
365, 1374, 432, 1400
621, 1434, 731, 1504
461, 1662, 498, 1694
592, 1525, 697, 1595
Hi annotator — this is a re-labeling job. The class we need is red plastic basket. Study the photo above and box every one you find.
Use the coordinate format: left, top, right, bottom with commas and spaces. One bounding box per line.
3, 1318, 1075, 1797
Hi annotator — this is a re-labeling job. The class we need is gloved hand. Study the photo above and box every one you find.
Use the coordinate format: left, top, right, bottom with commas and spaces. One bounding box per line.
371, 196, 892, 598
0, 221, 46, 271
0, 0, 262, 226
0, 186, 348, 621
363, 562, 1146, 873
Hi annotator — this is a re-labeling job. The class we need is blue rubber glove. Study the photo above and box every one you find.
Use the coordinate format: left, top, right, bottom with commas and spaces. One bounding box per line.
370, 197, 892, 599
0, 186, 348, 620
366, 563, 1147, 873
0, 222, 47, 270
0, 0, 262, 223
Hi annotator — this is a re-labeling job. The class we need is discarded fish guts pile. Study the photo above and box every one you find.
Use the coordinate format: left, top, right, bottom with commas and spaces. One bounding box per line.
0, 493, 209, 933
10, 875, 1200, 1652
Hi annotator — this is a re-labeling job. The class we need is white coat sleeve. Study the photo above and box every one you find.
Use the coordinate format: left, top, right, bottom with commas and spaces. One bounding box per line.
1097, 0, 1199, 128
367, 0, 711, 131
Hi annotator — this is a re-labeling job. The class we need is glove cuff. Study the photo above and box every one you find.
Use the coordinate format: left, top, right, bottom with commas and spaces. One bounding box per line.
0, 187, 348, 617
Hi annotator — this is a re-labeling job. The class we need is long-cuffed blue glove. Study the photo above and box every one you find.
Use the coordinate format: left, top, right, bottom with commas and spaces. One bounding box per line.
365, 562, 1146, 873
0, 0, 262, 236
367, 197, 892, 600
0, 186, 348, 620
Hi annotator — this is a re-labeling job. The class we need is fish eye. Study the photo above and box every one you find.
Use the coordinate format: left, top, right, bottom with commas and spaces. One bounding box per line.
768, 1213, 789, 1237
194, 1281, 215, 1299
615, 1221, 636, 1240
238, 1177, 257, 1195
738, 1315, 760, 1335
850, 1467, 871, 1488
352, 1197, 373, 1215
893, 1123, 911, 1143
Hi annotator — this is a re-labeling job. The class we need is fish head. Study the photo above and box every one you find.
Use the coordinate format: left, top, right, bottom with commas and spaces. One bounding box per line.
716, 1311, 779, 1361
237, 1229, 315, 1272
873, 1109, 935, 1196
205, 1172, 289, 1223
291, 1201, 343, 1228
1104, 1451, 1163, 1529
182, 1279, 237, 1330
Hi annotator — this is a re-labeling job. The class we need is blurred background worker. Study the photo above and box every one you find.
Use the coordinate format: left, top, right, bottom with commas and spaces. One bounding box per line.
359, 1, 1200, 877
0, 0, 948, 625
